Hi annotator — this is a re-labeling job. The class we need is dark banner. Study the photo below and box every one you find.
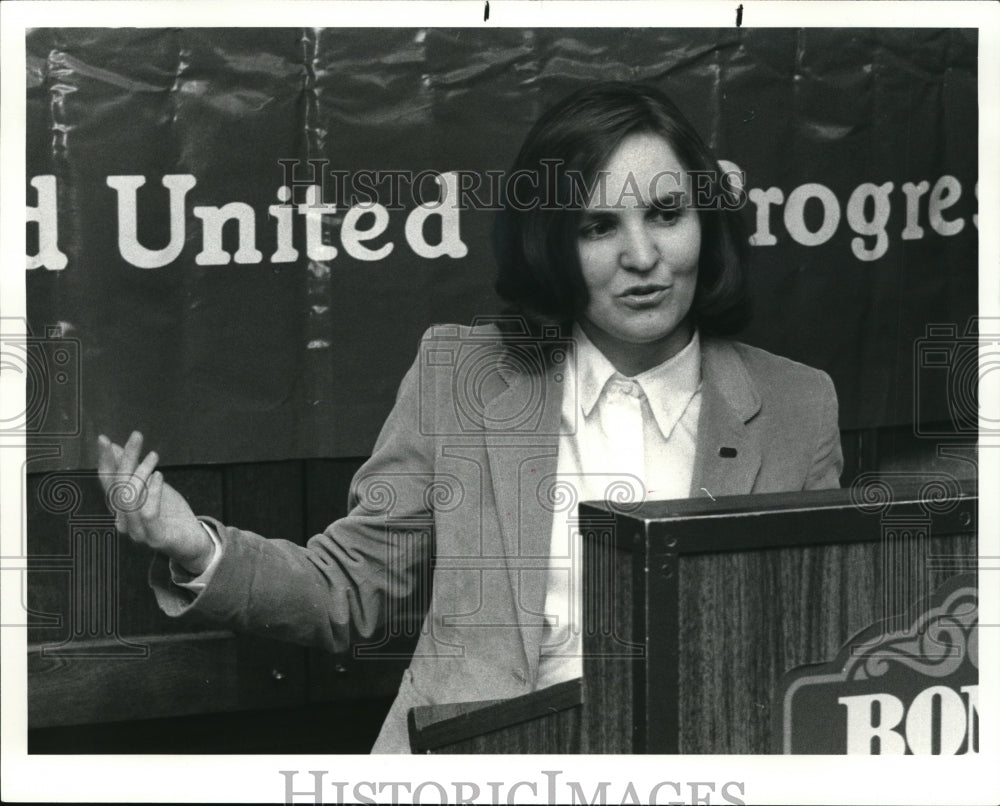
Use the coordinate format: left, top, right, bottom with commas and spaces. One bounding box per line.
24, 28, 978, 470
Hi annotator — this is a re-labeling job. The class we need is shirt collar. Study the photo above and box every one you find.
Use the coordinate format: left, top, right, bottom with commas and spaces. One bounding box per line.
571, 324, 702, 440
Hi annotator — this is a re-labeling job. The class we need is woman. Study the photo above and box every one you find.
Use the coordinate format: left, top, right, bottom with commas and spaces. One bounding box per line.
98, 82, 842, 753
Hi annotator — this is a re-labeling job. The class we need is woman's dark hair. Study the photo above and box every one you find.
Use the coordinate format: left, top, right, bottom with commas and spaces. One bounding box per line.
494, 81, 751, 338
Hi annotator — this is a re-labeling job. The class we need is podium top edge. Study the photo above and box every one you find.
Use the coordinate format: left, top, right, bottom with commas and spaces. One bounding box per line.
577, 477, 977, 526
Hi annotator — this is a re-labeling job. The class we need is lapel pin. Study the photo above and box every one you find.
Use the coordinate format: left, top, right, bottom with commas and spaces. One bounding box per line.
719, 446, 738, 458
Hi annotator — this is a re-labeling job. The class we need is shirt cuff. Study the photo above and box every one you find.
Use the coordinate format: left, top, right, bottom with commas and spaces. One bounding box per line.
168, 520, 222, 592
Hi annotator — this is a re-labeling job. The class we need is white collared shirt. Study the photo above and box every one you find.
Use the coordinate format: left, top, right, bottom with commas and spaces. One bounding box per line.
534, 325, 703, 689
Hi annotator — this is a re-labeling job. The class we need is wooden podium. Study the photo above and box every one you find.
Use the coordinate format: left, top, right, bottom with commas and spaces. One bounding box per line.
408, 480, 977, 753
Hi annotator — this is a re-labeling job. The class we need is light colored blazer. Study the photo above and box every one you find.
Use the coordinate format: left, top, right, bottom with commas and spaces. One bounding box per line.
150, 325, 842, 753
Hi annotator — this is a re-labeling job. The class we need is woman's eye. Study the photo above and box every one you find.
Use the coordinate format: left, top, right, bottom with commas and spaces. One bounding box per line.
580, 219, 615, 239
650, 204, 681, 225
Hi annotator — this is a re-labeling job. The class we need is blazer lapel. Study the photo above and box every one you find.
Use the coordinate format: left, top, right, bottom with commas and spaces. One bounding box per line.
482, 338, 762, 671
689, 339, 763, 499
483, 367, 562, 675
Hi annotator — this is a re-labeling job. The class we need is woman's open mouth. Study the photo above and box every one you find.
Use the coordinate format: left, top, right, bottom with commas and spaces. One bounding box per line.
619, 285, 670, 308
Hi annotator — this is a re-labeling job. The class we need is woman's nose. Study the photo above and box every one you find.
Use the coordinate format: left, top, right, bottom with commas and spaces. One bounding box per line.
619, 225, 659, 272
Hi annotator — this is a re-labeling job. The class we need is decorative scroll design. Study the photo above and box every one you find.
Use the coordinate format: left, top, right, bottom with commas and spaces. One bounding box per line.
536, 473, 645, 515
847, 581, 978, 681
849, 471, 965, 517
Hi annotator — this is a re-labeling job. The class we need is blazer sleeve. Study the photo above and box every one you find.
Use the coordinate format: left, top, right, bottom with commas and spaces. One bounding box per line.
803, 370, 844, 490
147, 337, 437, 655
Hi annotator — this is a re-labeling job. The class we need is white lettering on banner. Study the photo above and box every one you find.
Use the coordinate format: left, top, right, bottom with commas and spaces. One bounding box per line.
106, 174, 196, 269
716, 159, 744, 193
342, 204, 394, 261
740, 169, 977, 261
267, 186, 298, 263
403, 171, 469, 259
747, 186, 784, 247
193, 202, 264, 265
901, 180, 930, 240
847, 181, 894, 261
28, 168, 975, 270
928, 174, 965, 236
783, 183, 841, 247
838, 684, 978, 754
26, 175, 68, 270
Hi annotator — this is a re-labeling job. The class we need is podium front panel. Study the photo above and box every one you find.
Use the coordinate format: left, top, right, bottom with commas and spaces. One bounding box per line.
580, 481, 977, 754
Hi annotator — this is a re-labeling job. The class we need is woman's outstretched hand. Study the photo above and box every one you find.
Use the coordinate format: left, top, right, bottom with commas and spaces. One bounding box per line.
97, 431, 214, 575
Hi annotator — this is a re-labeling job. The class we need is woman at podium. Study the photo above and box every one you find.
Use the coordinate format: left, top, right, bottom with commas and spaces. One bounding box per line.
97, 81, 842, 752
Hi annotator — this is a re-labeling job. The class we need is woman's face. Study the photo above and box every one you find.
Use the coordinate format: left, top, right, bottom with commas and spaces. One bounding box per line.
576, 132, 701, 375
